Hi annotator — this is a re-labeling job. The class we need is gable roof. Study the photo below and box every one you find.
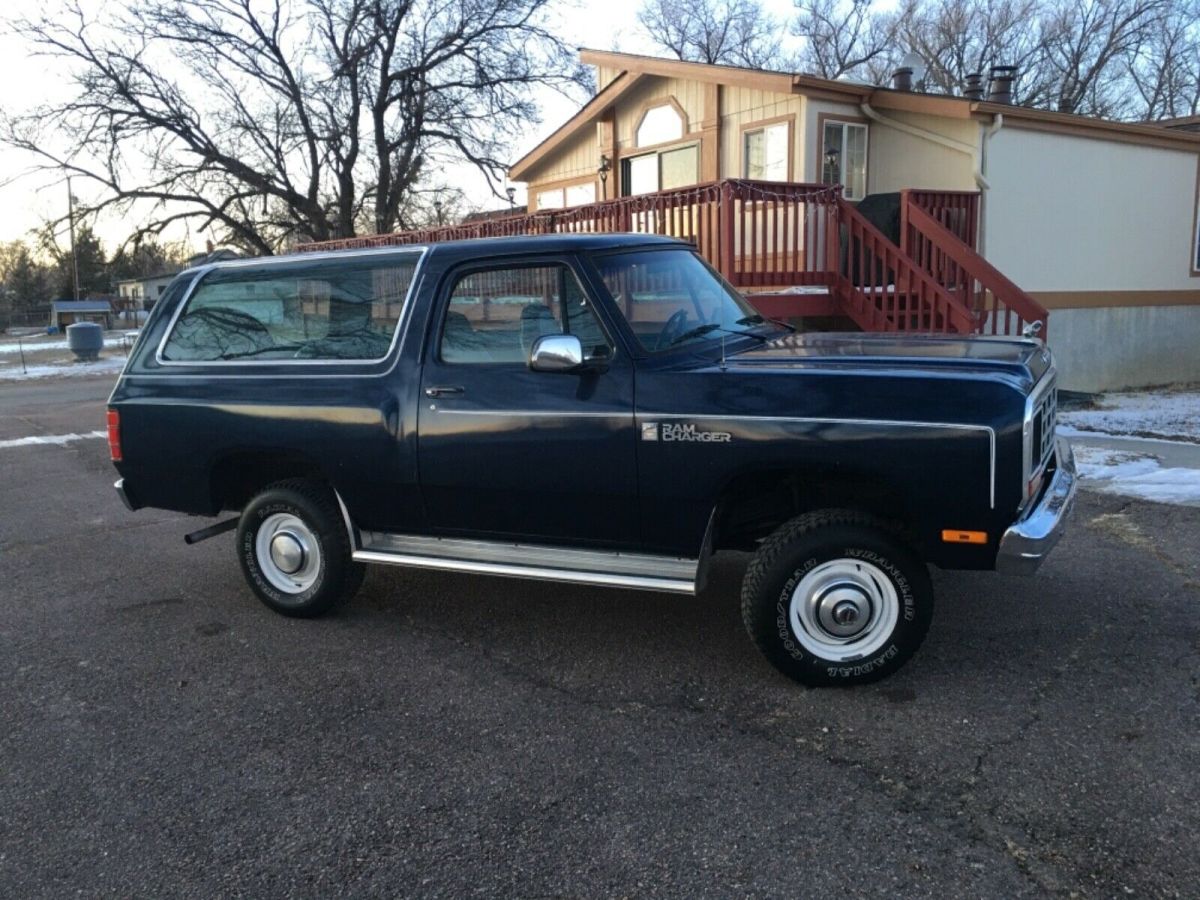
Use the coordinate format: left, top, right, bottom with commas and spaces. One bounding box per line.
509, 48, 1200, 181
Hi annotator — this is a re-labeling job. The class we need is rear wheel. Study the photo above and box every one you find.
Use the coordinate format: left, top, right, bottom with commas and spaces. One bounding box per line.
741, 510, 933, 686
236, 479, 364, 617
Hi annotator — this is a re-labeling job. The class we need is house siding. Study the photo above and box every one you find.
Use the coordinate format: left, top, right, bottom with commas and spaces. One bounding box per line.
719, 87, 804, 179
521, 129, 598, 194
986, 126, 1200, 390
866, 111, 978, 194
986, 127, 1198, 292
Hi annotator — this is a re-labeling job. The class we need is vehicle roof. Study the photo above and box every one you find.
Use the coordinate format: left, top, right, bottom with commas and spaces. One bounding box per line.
180, 233, 689, 277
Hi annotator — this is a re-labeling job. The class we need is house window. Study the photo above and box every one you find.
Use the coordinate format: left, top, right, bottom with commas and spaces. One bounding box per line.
536, 182, 596, 210
621, 144, 699, 196
821, 120, 868, 200
744, 122, 790, 181
636, 104, 684, 148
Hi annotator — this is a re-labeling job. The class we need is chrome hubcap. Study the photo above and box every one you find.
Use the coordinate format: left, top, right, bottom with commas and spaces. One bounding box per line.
789, 559, 900, 662
255, 513, 322, 596
269, 532, 307, 574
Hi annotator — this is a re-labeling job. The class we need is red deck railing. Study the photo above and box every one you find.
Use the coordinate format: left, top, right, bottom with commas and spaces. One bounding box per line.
901, 196, 1048, 338
299, 179, 1043, 338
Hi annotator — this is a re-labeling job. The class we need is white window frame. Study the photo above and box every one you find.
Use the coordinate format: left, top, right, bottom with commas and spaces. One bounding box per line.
821, 120, 869, 201
620, 142, 700, 197
742, 121, 791, 181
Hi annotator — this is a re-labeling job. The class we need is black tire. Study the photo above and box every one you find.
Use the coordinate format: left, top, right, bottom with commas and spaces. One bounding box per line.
236, 478, 365, 618
741, 510, 933, 687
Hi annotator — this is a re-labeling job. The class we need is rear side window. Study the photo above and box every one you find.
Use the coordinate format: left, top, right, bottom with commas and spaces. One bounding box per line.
439, 263, 612, 364
161, 254, 420, 362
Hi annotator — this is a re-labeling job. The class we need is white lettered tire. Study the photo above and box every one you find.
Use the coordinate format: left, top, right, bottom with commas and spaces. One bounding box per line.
237, 479, 364, 618
741, 510, 933, 686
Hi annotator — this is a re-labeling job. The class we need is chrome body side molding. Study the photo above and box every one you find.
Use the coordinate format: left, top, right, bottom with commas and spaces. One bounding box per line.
354, 532, 698, 594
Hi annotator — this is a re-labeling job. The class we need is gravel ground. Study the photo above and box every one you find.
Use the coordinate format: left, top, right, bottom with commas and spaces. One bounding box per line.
1, 376, 1198, 898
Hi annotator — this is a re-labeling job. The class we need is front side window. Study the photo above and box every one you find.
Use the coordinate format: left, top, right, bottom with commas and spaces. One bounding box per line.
439, 263, 612, 365
161, 254, 419, 362
592, 248, 773, 352
821, 120, 868, 200
744, 121, 790, 180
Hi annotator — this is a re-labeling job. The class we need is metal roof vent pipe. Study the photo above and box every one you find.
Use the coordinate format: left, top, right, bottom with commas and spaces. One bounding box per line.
891, 66, 914, 91
963, 73, 985, 101
987, 65, 1017, 104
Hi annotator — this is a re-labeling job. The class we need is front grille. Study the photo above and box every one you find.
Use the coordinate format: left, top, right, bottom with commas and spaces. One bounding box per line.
1031, 377, 1057, 474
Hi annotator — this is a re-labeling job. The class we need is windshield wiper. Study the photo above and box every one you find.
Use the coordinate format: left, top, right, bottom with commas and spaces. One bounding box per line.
736, 313, 796, 333
670, 323, 772, 346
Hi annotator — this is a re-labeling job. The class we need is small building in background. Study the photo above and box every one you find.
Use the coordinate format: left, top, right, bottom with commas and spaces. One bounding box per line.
115, 273, 178, 312
51, 299, 114, 330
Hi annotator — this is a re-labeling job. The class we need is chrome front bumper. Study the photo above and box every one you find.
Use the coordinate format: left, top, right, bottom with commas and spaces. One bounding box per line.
997, 437, 1077, 575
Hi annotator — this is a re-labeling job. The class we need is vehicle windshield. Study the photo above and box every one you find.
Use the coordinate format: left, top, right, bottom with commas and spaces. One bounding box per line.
591, 248, 778, 353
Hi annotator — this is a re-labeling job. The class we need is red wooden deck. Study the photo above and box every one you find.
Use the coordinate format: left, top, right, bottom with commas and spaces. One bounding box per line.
299, 179, 1048, 338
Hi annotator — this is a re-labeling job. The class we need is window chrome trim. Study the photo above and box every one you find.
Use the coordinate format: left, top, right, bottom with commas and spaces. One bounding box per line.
639, 412, 997, 509
154, 246, 429, 368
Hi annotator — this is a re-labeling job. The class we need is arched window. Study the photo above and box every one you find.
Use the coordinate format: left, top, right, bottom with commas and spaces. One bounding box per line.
636, 104, 684, 148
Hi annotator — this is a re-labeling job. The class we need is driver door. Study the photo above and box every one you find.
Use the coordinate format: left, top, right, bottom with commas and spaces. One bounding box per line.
416, 256, 639, 545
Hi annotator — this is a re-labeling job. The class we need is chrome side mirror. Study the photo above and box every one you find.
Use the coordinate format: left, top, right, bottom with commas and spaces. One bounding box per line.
529, 334, 584, 372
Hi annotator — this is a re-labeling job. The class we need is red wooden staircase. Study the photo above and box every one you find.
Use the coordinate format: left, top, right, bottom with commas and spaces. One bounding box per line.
298, 179, 1048, 339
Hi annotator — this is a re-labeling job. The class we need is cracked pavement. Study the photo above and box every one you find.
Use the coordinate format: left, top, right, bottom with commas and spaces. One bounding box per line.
1, 376, 1198, 897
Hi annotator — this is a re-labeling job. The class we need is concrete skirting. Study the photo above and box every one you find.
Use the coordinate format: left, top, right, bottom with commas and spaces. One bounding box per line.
1048, 305, 1200, 392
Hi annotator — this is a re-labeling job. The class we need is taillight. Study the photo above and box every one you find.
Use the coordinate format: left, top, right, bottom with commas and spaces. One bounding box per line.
106, 408, 122, 462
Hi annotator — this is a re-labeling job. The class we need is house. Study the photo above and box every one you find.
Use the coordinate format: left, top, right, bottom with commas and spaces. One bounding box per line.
503, 49, 1200, 392
300, 49, 1200, 392
115, 273, 177, 311
50, 299, 113, 330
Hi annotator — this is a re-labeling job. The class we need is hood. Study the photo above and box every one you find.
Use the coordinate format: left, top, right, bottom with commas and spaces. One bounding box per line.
725, 332, 1052, 389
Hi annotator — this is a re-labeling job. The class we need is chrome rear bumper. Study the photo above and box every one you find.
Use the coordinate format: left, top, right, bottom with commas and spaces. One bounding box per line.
114, 478, 137, 512
997, 437, 1077, 575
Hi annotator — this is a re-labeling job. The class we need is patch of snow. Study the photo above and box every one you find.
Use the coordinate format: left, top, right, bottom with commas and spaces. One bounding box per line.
1073, 445, 1200, 507
1059, 390, 1200, 443
0, 430, 107, 450
0, 334, 132, 355
0, 356, 127, 381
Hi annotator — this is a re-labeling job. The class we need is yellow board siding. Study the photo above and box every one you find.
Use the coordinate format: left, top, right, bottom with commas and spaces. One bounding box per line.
523, 128, 598, 189
718, 87, 804, 179
597, 66, 619, 92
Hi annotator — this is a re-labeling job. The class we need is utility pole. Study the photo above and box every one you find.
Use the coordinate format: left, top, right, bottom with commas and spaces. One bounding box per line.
67, 176, 81, 300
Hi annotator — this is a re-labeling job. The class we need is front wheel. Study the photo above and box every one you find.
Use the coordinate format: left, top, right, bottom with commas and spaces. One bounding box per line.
236, 479, 364, 618
741, 510, 933, 686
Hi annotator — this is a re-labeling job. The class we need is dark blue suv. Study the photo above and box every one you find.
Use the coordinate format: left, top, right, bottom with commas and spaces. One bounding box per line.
107, 234, 1075, 686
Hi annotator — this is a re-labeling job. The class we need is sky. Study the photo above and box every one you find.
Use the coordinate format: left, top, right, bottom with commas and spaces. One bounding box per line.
0, 0, 801, 254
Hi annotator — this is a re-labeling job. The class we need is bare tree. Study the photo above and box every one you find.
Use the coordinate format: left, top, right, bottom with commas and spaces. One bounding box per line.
1041, 0, 1171, 115
792, 0, 898, 80
638, 0, 784, 68
891, 0, 1059, 106
2, 0, 587, 254
1128, 1, 1200, 119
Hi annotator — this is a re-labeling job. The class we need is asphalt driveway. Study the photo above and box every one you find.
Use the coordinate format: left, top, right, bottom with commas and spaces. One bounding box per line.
1, 376, 1198, 898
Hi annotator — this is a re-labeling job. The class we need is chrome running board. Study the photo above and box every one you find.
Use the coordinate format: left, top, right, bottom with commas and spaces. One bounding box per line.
354, 532, 697, 595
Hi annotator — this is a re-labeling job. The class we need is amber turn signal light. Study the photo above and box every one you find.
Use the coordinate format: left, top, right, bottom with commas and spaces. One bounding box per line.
942, 529, 986, 544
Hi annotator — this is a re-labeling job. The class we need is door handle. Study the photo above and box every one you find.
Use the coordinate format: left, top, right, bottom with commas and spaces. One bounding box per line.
425, 385, 465, 397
